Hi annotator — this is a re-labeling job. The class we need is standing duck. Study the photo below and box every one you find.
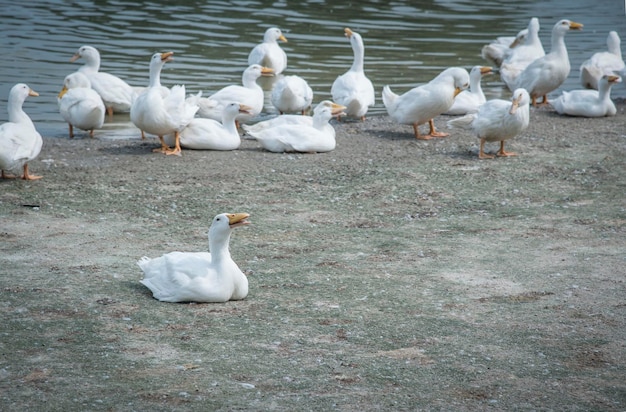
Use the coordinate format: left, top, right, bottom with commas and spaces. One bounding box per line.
130, 52, 198, 155
248, 27, 288, 75
382, 67, 470, 139
515, 19, 583, 106
139, 213, 251, 303
0, 84, 42, 180
447, 88, 530, 159
331, 28, 375, 121
57, 72, 105, 138
70, 45, 137, 117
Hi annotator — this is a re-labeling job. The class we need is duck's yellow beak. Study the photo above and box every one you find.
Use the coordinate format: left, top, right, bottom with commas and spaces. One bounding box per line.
57, 86, 67, 99
344, 28, 353, 38
331, 102, 347, 116
228, 213, 250, 228
238, 104, 253, 115
453, 87, 464, 97
480, 66, 493, 75
260, 66, 275, 76
608, 75, 621, 84
161, 51, 174, 62
279, 34, 287, 43
70, 52, 80, 62
509, 95, 522, 114
569, 21, 583, 30
29, 89, 40, 98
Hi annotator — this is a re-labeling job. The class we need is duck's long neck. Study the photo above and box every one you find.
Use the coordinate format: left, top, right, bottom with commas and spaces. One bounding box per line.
350, 38, 365, 73
550, 31, 568, 58
149, 64, 163, 88
598, 83, 612, 102
222, 113, 240, 135
8, 97, 33, 126
209, 231, 231, 263
470, 74, 483, 94
80, 54, 101, 74
242, 74, 261, 90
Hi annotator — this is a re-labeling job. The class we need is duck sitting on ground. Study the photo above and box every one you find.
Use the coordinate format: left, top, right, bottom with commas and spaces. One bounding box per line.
382, 67, 470, 139
552, 74, 621, 117
138, 213, 250, 303
0, 84, 43, 180
447, 88, 530, 159
163, 103, 252, 151
58, 72, 105, 138
247, 103, 345, 153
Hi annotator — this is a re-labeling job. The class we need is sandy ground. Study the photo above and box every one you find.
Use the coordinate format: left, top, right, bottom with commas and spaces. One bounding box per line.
1, 101, 625, 411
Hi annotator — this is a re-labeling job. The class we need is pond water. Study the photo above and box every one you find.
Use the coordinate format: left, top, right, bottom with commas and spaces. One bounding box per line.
1, 0, 625, 137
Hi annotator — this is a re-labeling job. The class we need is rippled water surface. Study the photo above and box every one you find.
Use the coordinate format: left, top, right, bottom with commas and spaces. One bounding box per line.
1, 0, 625, 137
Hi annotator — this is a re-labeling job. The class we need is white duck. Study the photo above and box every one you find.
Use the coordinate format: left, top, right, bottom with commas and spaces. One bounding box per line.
58, 72, 105, 138
500, 17, 545, 91
447, 88, 530, 159
138, 213, 250, 303
0, 84, 42, 180
331, 28, 376, 121
270, 75, 313, 114
190, 64, 274, 124
552, 74, 621, 117
70, 45, 137, 116
382, 67, 470, 139
444, 66, 493, 115
481, 28, 528, 68
130, 52, 198, 155
247, 27, 288, 75
248, 104, 345, 153
579, 31, 625, 90
242, 100, 342, 138
515, 19, 583, 106
163, 103, 251, 151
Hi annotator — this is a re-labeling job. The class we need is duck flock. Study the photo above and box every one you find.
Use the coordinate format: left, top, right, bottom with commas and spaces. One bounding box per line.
1, 18, 624, 179
1, 18, 624, 301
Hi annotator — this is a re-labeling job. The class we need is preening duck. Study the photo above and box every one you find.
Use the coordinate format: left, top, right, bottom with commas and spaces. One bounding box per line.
553, 74, 621, 117
270, 75, 313, 114
130, 52, 198, 155
445, 66, 493, 115
247, 103, 345, 153
382, 67, 470, 139
190, 64, 274, 124
579, 31, 625, 90
248, 27, 288, 75
138, 213, 250, 303
163, 103, 252, 151
331, 28, 375, 121
58, 72, 105, 138
515, 19, 583, 106
70, 45, 137, 116
0, 84, 43, 180
447, 88, 530, 159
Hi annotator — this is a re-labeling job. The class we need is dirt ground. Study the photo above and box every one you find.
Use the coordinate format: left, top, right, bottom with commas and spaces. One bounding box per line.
1, 101, 625, 411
